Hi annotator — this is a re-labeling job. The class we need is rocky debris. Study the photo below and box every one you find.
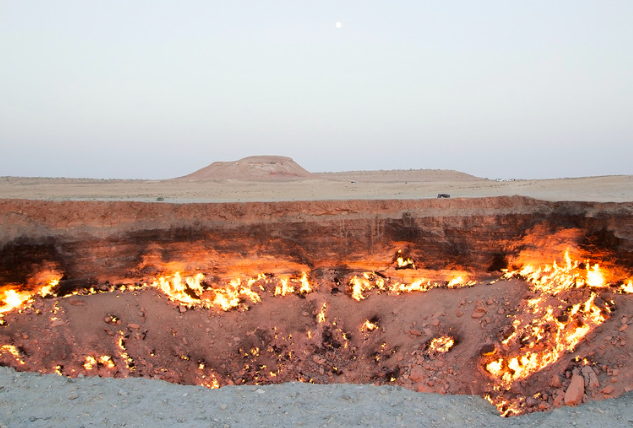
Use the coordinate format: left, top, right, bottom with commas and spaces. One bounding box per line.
553, 389, 565, 407
312, 355, 326, 366
471, 307, 487, 319
564, 372, 585, 406
479, 344, 496, 356
581, 366, 600, 390
410, 366, 425, 383
50, 319, 65, 327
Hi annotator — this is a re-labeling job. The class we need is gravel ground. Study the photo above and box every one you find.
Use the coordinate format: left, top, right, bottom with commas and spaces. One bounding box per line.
1, 368, 633, 427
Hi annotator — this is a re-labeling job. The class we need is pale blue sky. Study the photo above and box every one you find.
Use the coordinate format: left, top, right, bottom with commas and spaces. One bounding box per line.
1, 1, 632, 179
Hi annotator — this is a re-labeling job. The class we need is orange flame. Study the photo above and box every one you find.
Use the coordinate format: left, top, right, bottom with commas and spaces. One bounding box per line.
586, 264, 605, 287
39, 278, 59, 297
503, 250, 610, 292
396, 256, 415, 269
99, 355, 115, 368
361, 320, 379, 331
144, 272, 317, 311
428, 336, 454, 353
0, 344, 25, 365
274, 278, 294, 296
487, 251, 611, 391
0, 289, 32, 313
83, 356, 98, 370
317, 303, 327, 323
299, 272, 312, 293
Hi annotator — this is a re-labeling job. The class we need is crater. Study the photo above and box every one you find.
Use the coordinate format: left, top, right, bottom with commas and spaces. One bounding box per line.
1, 196, 633, 417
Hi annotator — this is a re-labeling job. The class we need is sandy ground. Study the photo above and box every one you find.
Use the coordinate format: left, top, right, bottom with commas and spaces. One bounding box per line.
1, 172, 632, 203
3, 366, 633, 428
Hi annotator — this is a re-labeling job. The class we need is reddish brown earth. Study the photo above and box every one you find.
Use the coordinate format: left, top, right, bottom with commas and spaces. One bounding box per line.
1, 196, 633, 417
177, 155, 312, 181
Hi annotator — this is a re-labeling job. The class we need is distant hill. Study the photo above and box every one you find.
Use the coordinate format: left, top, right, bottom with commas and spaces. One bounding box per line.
175, 156, 486, 182
176, 156, 312, 181
315, 169, 485, 182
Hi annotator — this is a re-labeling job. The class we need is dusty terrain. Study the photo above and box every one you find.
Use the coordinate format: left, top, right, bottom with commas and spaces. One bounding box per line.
1, 156, 631, 203
1, 156, 633, 426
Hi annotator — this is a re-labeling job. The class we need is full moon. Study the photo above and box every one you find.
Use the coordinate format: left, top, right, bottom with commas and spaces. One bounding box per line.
335, 22, 342, 29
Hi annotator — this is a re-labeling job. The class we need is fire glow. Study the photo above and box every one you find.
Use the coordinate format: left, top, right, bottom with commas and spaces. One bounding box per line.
1, 248, 632, 418
483, 251, 626, 416
0, 278, 60, 315
348, 272, 476, 302
1, 266, 483, 316
427, 336, 454, 354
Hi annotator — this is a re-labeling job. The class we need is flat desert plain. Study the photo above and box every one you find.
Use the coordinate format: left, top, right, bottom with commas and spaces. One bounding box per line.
1, 170, 632, 203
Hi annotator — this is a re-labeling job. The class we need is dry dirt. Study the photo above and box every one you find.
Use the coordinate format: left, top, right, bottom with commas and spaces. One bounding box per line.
1, 157, 632, 203
1, 158, 633, 426
178, 155, 312, 181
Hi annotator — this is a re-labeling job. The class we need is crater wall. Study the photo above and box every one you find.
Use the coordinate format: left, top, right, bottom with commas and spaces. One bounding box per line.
1, 196, 632, 290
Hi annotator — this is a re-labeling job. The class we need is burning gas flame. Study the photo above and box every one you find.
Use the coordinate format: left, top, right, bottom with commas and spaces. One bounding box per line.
299, 273, 312, 293
317, 303, 327, 323
350, 271, 475, 301
586, 264, 605, 287
83, 356, 97, 370
117, 332, 135, 371
396, 251, 416, 269
428, 336, 454, 353
502, 250, 610, 292
486, 293, 607, 384
0, 289, 32, 313
484, 251, 618, 415
447, 276, 473, 288
361, 320, 379, 332
0, 253, 481, 315
39, 278, 59, 297
0, 344, 25, 365
274, 279, 294, 297
145, 272, 315, 311
349, 273, 385, 301
84, 355, 115, 370
622, 280, 633, 294
199, 376, 220, 389
99, 355, 115, 368
1, 277, 61, 314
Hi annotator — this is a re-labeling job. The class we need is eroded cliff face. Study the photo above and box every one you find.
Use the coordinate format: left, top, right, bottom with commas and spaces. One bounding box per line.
1, 196, 633, 417
1, 196, 632, 290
